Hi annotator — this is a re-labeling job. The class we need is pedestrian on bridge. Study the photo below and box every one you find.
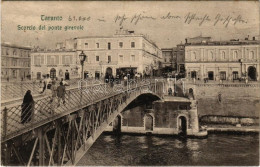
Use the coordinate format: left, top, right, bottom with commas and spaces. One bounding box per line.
50, 80, 57, 103
57, 82, 66, 107
21, 90, 34, 124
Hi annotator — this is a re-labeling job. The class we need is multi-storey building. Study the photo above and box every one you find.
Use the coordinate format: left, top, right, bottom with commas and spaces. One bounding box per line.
184, 38, 260, 81
176, 44, 185, 73
76, 29, 162, 78
1, 43, 31, 81
30, 29, 162, 80
30, 48, 79, 80
161, 47, 177, 70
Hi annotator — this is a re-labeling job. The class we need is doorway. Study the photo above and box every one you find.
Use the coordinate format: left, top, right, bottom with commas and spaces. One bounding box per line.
178, 116, 187, 136
106, 67, 113, 76
37, 72, 41, 80
145, 114, 153, 131
50, 68, 56, 80
84, 71, 88, 79
95, 71, 100, 79
113, 115, 121, 133
208, 71, 214, 80
248, 66, 257, 81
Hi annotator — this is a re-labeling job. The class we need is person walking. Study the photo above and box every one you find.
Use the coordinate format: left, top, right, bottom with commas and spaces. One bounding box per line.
57, 82, 66, 107
124, 75, 128, 87
39, 77, 47, 94
50, 80, 57, 103
21, 90, 34, 124
49, 80, 57, 115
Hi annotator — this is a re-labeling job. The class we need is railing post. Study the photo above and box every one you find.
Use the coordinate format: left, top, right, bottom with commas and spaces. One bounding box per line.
3, 107, 8, 137
33, 81, 35, 94
20, 82, 23, 97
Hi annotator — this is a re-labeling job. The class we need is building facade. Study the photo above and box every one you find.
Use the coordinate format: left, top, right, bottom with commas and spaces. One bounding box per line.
161, 48, 177, 70
185, 40, 260, 81
76, 29, 162, 79
1, 43, 31, 81
31, 49, 79, 80
176, 44, 185, 73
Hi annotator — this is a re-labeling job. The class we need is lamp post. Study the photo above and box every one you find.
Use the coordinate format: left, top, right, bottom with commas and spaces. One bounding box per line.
79, 51, 87, 80
79, 51, 86, 109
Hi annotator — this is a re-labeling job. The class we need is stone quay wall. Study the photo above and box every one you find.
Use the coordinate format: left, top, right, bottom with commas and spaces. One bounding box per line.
188, 83, 260, 125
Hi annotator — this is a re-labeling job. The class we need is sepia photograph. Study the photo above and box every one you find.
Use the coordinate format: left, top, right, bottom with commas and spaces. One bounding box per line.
1, 0, 259, 166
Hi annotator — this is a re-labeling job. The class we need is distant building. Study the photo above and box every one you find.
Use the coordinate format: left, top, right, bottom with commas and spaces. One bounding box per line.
184, 38, 260, 81
176, 44, 185, 73
162, 48, 173, 67
75, 29, 162, 78
185, 35, 212, 44
1, 43, 31, 81
30, 48, 78, 80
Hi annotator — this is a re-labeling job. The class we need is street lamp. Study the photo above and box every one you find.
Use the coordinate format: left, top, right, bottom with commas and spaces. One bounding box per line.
79, 51, 87, 80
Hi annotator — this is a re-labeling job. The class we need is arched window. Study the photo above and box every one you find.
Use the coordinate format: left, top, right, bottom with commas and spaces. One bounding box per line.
222, 51, 225, 60
249, 51, 254, 59
233, 51, 238, 60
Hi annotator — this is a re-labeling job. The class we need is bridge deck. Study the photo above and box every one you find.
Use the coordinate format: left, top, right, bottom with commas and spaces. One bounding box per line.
1, 80, 160, 142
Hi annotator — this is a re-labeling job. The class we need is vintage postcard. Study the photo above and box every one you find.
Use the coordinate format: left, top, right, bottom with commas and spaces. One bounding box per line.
1, 0, 259, 166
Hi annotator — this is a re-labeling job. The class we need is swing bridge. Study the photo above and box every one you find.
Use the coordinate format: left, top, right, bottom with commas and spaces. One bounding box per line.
1, 79, 187, 166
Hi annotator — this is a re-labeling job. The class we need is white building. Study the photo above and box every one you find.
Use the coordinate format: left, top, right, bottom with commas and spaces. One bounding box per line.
30, 30, 162, 80
1, 43, 31, 81
75, 29, 162, 79
31, 48, 79, 80
185, 39, 260, 81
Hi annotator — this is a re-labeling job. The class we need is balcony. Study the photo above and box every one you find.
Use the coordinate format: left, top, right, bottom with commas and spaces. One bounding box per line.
239, 59, 259, 63
47, 65, 58, 67
99, 61, 118, 65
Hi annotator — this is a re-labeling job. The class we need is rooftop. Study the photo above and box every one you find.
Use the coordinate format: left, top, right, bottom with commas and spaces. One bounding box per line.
1, 42, 32, 50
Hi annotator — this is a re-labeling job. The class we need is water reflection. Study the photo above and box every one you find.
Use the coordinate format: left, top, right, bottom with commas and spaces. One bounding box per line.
77, 134, 259, 166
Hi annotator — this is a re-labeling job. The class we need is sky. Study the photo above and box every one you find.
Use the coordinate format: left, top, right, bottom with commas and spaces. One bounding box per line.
1, 1, 259, 49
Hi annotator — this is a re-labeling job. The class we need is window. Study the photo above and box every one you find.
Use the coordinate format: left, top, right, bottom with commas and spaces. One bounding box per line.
164, 58, 167, 62
64, 55, 72, 65
233, 51, 238, 60
13, 50, 17, 56
34, 55, 41, 65
47, 55, 58, 65
209, 51, 214, 60
249, 51, 254, 59
96, 56, 99, 62
131, 55, 135, 62
108, 55, 111, 63
12, 70, 17, 78
119, 55, 123, 62
96, 43, 99, 48
221, 51, 225, 60
119, 42, 123, 48
85, 43, 88, 48
1, 59, 6, 66
6, 49, 9, 55
12, 60, 17, 66
192, 52, 196, 60
131, 42, 135, 48
233, 71, 239, 80
220, 71, 226, 80
108, 42, 111, 50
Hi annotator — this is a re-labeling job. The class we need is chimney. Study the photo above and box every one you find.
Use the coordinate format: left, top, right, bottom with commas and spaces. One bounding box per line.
185, 38, 187, 44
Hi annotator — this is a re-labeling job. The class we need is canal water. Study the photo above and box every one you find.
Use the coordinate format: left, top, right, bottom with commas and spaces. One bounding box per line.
77, 133, 259, 166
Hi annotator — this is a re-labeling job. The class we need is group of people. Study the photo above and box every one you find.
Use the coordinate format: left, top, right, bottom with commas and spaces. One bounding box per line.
21, 75, 68, 124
